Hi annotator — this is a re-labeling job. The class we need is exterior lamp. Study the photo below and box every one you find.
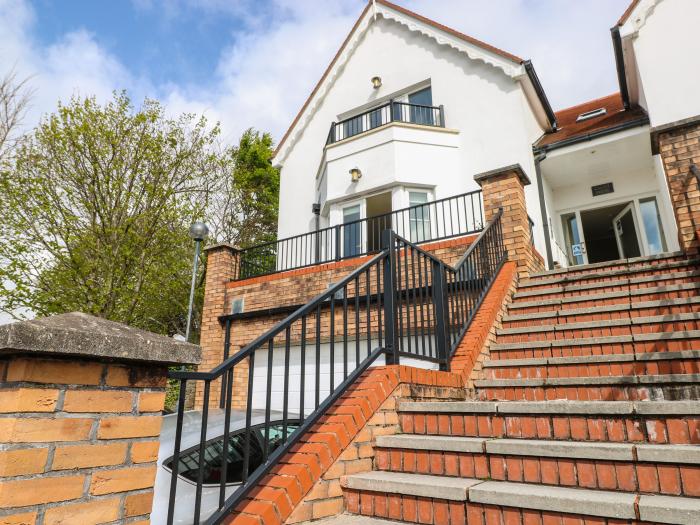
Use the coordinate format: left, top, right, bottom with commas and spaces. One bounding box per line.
371, 76, 382, 89
349, 167, 362, 183
185, 221, 209, 343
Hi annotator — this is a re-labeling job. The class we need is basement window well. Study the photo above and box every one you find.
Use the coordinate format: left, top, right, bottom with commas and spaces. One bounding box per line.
576, 108, 607, 122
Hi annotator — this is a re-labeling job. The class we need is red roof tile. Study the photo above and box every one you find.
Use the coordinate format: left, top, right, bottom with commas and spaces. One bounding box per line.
535, 93, 648, 149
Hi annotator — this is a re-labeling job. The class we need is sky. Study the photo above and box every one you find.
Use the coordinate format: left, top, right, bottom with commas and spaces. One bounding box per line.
1, 0, 632, 146
0, 0, 631, 325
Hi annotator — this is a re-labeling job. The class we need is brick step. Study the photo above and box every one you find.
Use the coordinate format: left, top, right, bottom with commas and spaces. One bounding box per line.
522, 253, 695, 287
496, 313, 700, 343
341, 471, 700, 524
374, 434, 700, 497
512, 270, 700, 302
507, 283, 700, 315
483, 350, 700, 379
397, 400, 700, 444
475, 374, 700, 401
502, 297, 700, 328
489, 331, 700, 360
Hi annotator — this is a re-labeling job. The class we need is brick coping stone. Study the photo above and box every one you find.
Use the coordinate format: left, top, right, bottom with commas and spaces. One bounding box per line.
0, 312, 201, 365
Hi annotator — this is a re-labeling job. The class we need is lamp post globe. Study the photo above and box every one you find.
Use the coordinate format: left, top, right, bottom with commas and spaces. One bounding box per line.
189, 221, 209, 242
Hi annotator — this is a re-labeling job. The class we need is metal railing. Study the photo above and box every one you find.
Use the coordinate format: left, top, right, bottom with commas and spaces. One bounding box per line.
238, 190, 484, 279
165, 210, 505, 524
327, 100, 445, 145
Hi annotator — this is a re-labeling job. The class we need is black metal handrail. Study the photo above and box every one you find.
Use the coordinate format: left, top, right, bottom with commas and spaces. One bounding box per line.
165, 210, 505, 525
326, 100, 445, 145
238, 190, 484, 280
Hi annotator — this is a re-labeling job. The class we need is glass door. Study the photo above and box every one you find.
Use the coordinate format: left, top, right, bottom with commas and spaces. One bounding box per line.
613, 203, 642, 258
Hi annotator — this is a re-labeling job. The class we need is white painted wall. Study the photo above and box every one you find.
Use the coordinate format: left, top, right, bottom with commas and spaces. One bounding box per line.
623, 0, 700, 127
276, 14, 548, 258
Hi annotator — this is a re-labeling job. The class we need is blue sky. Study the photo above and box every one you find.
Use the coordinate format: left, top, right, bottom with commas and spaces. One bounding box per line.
2, 0, 631, 144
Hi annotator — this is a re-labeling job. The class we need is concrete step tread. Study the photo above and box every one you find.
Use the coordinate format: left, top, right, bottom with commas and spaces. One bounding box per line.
341, 471, 481, 501
397, 400, 700, 415
307, 514, 398, 525
483, 350, 700, 368
474, 373, 700, 388
523, 253, 694, 282
376, 434, 700, 463
490, 330, 700, 351
514, 270, 700, 299
497, 313, 700, 336
342, 472, 700, 523
502, 297, 700, 322
510, 282, 700, 310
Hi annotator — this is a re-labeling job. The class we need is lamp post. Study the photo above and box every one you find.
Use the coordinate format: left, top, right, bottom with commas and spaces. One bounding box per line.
185, 221, 209, 343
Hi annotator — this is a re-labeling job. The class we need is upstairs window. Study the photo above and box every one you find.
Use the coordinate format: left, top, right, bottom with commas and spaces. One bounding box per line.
576, 108, 607, 122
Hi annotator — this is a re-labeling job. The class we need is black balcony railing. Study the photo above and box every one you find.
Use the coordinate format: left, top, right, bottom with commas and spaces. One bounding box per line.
166, 210, 506, 525
238, 190, 484, 280
326, 100, 445, 145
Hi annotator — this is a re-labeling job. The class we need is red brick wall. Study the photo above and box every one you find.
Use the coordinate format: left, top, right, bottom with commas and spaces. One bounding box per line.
656, 121, 700, 255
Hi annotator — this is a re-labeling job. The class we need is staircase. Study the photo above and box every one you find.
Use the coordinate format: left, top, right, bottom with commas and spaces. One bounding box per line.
339, 253, 700, 524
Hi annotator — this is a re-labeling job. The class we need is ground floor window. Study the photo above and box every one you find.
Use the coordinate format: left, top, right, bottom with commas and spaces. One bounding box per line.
342, 204, 362, 258
408, 190, 431, 243
639, 197, 667, 255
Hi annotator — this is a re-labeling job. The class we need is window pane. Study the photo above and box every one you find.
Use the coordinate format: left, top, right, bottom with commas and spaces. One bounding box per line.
640, 198, 667, 255
562, 213, 584, 265
409, 192, 431, 243
343, 205, 362, 257
408, 88, 434, 125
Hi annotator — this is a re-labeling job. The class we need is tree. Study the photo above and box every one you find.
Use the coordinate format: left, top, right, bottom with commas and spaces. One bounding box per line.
208, 128, 280, 247
0, 92, 221, 336
0, 69, 32, 162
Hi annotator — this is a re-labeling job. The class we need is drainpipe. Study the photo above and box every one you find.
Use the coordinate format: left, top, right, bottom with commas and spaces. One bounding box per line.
534, 152, 554, 269
312, 203, 321, 262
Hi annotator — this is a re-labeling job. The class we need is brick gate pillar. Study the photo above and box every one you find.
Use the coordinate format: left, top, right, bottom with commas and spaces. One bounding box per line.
474, 164, 539, 278
0, 312, 200, 525
654, 118, 700, 255
196, 243, 240, 409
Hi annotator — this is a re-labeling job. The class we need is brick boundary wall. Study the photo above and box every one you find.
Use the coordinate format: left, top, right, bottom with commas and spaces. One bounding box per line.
654, 117, 700, 255
0, 313, 200, 525
219, 261, 520, 525
197, 235, 477, 409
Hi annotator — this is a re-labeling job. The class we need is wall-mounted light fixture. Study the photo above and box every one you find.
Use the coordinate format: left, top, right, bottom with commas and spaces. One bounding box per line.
349, 167, 362, 182
371, 76, 382, 89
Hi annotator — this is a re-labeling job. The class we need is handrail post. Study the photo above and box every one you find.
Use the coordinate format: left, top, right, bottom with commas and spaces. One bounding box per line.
431, 260, 449, 371
381, 229, 400, 365
439, 104, 445, 127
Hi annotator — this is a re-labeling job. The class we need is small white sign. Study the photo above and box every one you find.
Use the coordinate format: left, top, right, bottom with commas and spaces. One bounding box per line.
571, 244, 584, 257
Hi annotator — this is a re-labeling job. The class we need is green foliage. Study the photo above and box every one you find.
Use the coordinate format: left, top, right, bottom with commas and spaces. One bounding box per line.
0, 92, 220, 335
208, 128, 280, 247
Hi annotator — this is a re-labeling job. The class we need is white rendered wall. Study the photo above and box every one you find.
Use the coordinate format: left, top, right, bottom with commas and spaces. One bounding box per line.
625, 0, 700, 127
276, 16, 547, 257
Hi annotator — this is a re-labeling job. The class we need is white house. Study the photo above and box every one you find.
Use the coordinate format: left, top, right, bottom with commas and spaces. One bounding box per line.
270, 0, 699, 271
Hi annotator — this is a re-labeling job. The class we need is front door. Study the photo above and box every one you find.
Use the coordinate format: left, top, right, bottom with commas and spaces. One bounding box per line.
613, 203, 642, 259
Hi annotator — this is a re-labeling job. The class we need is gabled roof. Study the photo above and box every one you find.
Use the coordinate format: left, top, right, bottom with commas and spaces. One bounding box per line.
535, 93, 649, 150
273, 0, 553, 163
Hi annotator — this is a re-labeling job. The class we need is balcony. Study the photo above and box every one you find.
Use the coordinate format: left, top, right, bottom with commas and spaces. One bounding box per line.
326, 101, 445, 145
238, 190, 484, 279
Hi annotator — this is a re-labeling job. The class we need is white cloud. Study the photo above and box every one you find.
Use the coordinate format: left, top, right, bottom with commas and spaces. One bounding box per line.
1, 0, 631, 143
